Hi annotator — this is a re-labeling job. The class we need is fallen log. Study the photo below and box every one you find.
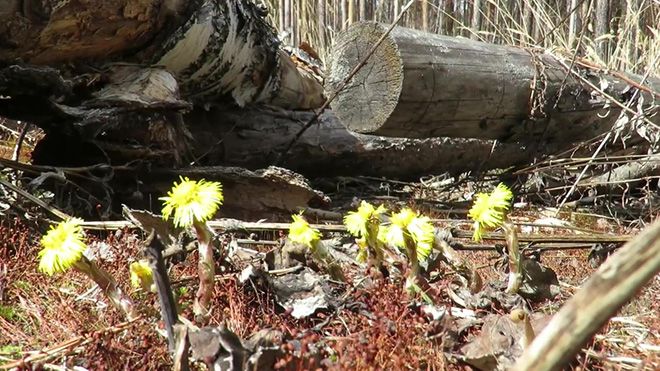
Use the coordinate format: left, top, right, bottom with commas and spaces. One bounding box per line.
326, 22, 660, 142
0, 0, 323, 111
16, 61, 539, 181
183, 106, 539, 179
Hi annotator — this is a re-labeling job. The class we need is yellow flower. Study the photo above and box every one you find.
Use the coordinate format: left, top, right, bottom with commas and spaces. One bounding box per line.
407, 215, 435, 260
468, 183, 513, 242
378, 208, 435, 261
130, 260, 155, 292
379, 208, 413, 249
160, 176, 223, 228
38, 218, 87, 275
344, 201, 387, 238
288, 213, 321, 248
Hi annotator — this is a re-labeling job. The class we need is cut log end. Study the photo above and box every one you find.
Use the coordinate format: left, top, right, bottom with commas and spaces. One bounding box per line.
326, 22, 403, 134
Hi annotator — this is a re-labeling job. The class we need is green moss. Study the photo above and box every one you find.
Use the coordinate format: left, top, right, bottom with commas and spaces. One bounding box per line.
13, 280, 31, 291
0, 344, 22, 355
0, 305, 18, 321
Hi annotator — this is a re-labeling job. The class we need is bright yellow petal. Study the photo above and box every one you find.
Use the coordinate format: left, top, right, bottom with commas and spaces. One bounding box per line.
407, 215, 435, 261
390, 208, 416, 229
489, 183, 514, 211
379, 224, 406, 248
130, 260, 154, 291
160, 176, 223, 227
38, 218, 87, 275
344, 211, 369, 237
288, 214, 321, 248
468, 183, 513, 241
344, 201, 387, 238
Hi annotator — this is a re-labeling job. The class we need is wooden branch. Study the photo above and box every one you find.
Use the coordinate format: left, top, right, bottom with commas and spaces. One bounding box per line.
513, 219, 660, 370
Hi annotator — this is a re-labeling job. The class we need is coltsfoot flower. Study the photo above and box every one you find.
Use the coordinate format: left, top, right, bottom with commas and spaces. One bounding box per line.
378, 208, 435, 261
288, 213, 321, 248
468, 183, 513, 242
160, 176, 223, 228
38, 218, 87, 275
344, 201, 387, 238
130, 260, 155, 292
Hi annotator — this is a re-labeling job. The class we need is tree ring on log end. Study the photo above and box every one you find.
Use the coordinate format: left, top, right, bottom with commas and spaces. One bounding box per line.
326, 22, 403, 135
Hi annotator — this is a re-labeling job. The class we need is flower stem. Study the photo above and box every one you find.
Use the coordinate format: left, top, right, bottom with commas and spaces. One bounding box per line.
74, 257, 137, 320
192, 221, 216, 323
502, 221, 523, 294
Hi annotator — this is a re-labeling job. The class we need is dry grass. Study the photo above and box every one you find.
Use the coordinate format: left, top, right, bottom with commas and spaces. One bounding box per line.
265, 0, 659, 77
0, 209, 657, 369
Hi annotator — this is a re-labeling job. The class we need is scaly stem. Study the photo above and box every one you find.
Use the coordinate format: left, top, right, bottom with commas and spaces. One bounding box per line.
403, 235, 432, 302
366, 223, 385, 269
192, 221, 215, 323
502, 221, 523, 294
74, 257, 137, 320
144, 232, 179, 352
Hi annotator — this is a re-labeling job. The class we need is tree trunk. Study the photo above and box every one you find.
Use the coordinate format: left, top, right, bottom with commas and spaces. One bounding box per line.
594, 0, 609, 61
471, 0, 482, 40
326, 22, 660, 144
359, 0, 367, 22
568, 0, 580, 49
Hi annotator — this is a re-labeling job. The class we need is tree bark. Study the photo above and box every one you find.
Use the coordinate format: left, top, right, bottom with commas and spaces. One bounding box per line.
326, 22, 660, 144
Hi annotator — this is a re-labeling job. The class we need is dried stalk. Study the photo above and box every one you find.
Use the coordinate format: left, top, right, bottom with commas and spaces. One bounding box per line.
502, 221, 523, 294
73, 257, 137, 320
513, 219, 660, 370
192, 222, 216, 323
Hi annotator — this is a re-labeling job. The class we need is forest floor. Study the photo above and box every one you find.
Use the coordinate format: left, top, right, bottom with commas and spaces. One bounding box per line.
0, 131, 658, 370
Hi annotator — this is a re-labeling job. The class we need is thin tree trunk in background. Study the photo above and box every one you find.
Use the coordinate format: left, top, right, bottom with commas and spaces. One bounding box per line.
341, 0, 347, 29
279, 0, 285, 31
333, 0, 338, 30
595, 0, 609, 61
394, 0, 400, 21
455, 0, 466, 36
294, 0, 301, 45
508, 0, 520, 44
568, 0, 579, 48
359, 0, 366, 21
523, 0, 534, 44
628, 0, 640, 67
349, 0, 356, 25
533, 0, 543, 42
318, 0, 326, 50
422, 0, 429, 31
471, 0, 482, 39
437, 0, 447, 33
284, 0, 291, 33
